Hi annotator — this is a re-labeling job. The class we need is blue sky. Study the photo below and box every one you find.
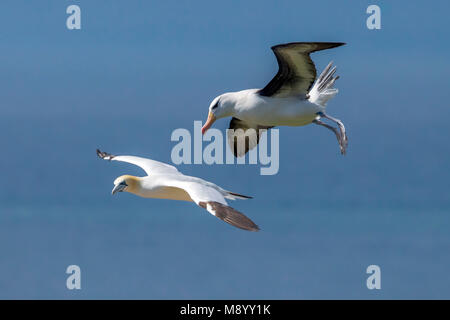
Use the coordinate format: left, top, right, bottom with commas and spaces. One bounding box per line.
0, 0, 449, 299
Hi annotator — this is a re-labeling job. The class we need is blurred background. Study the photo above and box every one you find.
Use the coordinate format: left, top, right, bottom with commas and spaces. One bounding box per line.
0, 0, 449, 299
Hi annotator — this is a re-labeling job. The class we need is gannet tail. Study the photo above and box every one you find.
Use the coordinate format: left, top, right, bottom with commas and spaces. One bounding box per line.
224, 191, 253, 201
308, 61, 340, 107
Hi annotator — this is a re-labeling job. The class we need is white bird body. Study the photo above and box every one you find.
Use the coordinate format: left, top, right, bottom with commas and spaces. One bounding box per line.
222, 89, 325, 127
136, 173, 231, 205
97, 150, 258, 231
201, 42, 348, 156
134, 176, 193, 202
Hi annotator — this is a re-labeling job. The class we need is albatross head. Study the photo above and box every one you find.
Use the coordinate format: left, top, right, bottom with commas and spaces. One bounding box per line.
112, 175, 140, 195
202, 93, 236, 134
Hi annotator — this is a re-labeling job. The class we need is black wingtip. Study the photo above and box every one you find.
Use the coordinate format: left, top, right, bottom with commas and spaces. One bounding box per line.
96, 148, 114, 160
204, 201, 260, 232
96, 148, 106, 159
248, 223, 260, 232
248, 223, 261, 232
312, 42, 346, 50
271, 41, 346, 51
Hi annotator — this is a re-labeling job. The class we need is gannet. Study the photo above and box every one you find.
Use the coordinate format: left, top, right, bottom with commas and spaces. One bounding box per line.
96, 149, 259, 231
201, 42, 348, 157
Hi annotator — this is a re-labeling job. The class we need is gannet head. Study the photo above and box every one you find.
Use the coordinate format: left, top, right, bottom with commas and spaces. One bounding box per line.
112, 175, 140, 195
202, 93, 236, 135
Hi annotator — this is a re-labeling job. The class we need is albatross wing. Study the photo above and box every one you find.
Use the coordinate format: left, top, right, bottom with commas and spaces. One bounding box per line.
258, 42, 345, 98
227, 117, 273, 157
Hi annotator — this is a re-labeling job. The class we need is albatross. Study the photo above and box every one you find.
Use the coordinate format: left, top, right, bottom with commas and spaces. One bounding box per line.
96, 149, 259, 231
201, 42, 348, 156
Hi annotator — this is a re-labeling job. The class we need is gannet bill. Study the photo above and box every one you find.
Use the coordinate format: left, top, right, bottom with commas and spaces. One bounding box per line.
96, 149, 259, 232
201, 42, 348, 156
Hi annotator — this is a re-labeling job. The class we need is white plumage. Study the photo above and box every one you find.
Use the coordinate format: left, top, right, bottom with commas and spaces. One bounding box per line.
201, 42, 348, 156
97, 149, 259, 231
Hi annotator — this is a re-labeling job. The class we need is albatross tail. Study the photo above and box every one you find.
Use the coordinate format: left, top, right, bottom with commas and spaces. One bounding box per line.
308, 62, 340, 107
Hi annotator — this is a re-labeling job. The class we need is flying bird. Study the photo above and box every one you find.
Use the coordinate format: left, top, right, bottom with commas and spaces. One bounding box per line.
96, 149, 259, 231
201, 42, 348, 157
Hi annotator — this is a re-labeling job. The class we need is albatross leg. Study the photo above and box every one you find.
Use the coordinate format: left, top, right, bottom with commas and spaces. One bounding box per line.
323, 114, 348, 153
315, 112, 348, 155
313, 119, 346, 155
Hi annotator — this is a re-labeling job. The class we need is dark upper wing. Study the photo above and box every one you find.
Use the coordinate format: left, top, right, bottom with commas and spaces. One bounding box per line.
227, 117, 273, 157
258, 42, 345, 98
199, 201, 259, 232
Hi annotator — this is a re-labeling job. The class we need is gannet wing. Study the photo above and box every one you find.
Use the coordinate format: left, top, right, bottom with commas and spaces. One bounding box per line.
258, 42, 345, 98
166, 179, 259, 232
96, 149, 179, 175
